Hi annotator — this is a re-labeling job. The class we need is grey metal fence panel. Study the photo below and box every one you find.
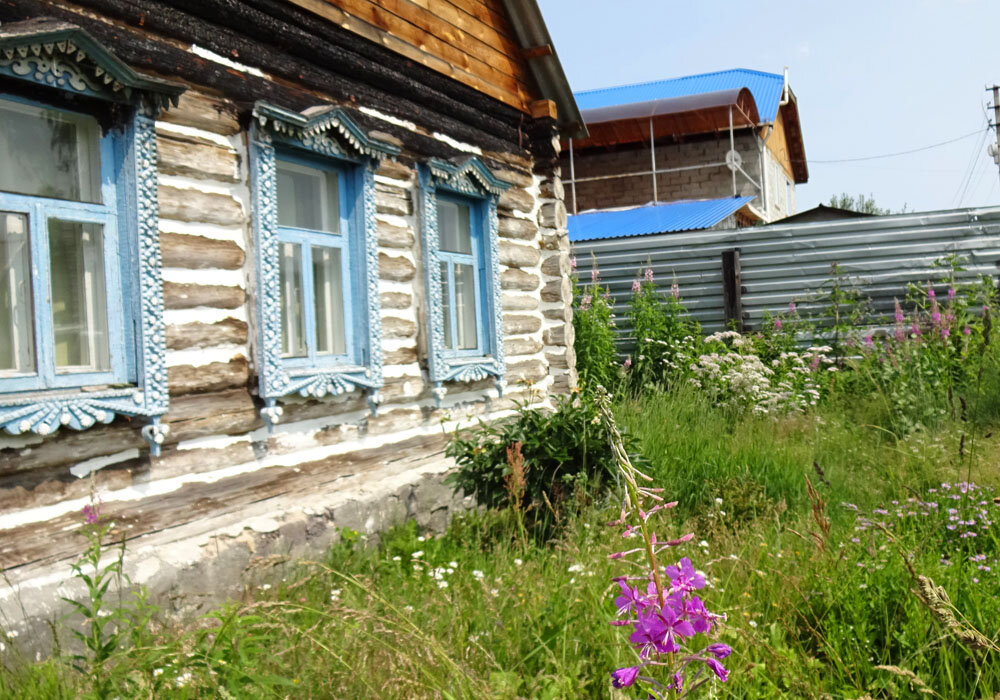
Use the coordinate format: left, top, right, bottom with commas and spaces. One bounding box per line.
571, 206, 1000, 346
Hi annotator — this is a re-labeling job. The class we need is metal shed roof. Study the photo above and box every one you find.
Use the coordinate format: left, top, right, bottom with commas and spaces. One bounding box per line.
575, 69, 787, 123
568, 197, 754, 242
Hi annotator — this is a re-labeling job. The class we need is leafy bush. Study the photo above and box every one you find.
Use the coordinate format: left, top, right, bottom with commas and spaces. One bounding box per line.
571, 259, 620, 393
445, 392, 643, 524
624, 268, 700, 394
842, 278, 998, 432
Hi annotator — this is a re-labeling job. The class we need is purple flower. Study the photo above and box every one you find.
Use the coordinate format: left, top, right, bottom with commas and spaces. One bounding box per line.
580, 294, 592, 310
82, 503, 100, 525
704, 657, 730, 682
706, 643, 733, 659
632, 279, 641, 293
591, 267, 599, 283
630, 607, 696, 656
611, 666, 641, 688
894, 327, 907, 342
644, 267, 654, 283
928, 287, 936, 299
774, 317, 783, 331
948, 287, 956, 300
788, 301, 797, 314
911, 321, 922, 337
941, 327, 950, 339
963, 326, 972, 336
664, 557, 706, 594
894, 299, 905, 324
614, 580, 645, 616
670, 593, 713, 634
623, 356, 632, 370
864, 334, 874, 348
569, 256, 577, 271
671, 282, 680, 300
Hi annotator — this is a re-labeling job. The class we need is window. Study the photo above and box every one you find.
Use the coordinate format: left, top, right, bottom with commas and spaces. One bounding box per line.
275, 157, 353, 364
0, 20, 184, 452
249, 103, 399, 425
436, 196, 486, 355
418, 158, 511, 404
0, 96, 127, 393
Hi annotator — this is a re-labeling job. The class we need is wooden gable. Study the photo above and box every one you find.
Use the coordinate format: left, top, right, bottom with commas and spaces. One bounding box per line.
287, 0, 544, 113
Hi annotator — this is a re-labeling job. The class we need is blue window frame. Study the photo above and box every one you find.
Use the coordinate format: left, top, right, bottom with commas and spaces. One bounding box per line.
249, 103, 400, 427
274, 153, 358, 369
0, 21, 184, 454
435, 192, 488, 358
418, 158, 511, 405
0, 95, 132, 395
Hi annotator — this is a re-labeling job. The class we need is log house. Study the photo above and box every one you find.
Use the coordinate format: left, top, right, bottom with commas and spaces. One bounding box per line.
0, 0, 580, 648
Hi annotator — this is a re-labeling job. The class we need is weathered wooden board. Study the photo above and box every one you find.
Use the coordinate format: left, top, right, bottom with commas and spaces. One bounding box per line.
0, 434, 450, 572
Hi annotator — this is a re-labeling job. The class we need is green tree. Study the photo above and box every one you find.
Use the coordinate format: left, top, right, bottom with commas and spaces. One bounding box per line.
828, 192, 892, 215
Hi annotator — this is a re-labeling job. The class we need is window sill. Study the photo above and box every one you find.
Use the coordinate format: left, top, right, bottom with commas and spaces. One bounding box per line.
259, 364, 382, 430
0, 384, 168, 453
431, 355, 506, 406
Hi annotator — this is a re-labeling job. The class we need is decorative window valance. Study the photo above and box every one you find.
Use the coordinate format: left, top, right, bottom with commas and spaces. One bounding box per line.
250, 102, 398, 426
418, 157, 511, 405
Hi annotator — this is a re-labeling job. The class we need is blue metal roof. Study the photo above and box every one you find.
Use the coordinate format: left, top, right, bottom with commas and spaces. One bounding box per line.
568, 197, 754, 242
575, 69, 786, 123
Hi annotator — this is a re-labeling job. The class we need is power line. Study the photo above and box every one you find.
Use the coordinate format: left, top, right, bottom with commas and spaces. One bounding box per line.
806, 128, 989, 164
953, 109, 991, 207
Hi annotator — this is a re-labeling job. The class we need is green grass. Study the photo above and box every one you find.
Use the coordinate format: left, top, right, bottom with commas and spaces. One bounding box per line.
2, 390, 999, 698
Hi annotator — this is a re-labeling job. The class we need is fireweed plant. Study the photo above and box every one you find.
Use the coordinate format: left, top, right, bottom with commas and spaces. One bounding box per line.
596, 388, 731, 697
625, 268, 700, 395
573, 258, 620, 394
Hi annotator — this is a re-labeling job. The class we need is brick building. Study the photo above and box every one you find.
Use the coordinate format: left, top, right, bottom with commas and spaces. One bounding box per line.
562, 69, 808, 240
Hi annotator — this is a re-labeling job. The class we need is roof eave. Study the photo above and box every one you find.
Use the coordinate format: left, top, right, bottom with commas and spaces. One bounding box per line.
778, 88, 808, 184
498, 0, 587, 140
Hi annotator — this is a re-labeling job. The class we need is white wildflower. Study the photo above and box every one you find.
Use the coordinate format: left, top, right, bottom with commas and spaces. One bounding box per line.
472, 570, 485, 580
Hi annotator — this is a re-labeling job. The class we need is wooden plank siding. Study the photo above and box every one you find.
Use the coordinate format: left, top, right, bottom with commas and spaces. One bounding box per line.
291, 0, 543, 113
764, 109, 795, 181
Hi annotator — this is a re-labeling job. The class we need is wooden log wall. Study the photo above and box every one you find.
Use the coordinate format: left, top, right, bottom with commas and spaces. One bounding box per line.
0, 0, 576, 590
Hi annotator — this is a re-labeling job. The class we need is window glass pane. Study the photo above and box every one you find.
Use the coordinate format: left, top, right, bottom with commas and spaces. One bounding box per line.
276, 160, 340, 233
279, 242, 307, 358
0, 98, 101, 203
440, 261, 453, 350
0, 212, 35, 374
48, 220, 109, 372
312, 246, 346, 356
454, 263, 479, 350
437, 200, 472, 254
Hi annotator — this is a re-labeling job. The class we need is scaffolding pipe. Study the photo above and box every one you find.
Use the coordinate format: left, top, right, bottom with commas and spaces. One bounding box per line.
649, 117, 657, 203
567, 161, 729, 185
729, 105, 736, 197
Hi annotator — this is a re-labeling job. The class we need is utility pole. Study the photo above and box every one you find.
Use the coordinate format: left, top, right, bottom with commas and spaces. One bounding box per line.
988, 85, 1000, 188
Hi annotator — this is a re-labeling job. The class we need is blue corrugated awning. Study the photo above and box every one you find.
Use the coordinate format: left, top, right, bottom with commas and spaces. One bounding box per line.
568, 198, 754, 242
575, 69, 786, 123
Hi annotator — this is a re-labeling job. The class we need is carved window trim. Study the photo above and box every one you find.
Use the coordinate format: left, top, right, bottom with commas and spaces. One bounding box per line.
0, 20, 184, 454
418, 158, 511, 405
249, 102, 400, 427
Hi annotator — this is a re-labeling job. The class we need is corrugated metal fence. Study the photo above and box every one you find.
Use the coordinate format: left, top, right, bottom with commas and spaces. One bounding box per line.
572, 206, 1000, 345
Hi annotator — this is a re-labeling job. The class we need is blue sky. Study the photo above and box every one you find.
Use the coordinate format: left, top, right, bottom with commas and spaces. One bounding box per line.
538, 0, 1000, 214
